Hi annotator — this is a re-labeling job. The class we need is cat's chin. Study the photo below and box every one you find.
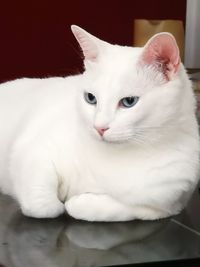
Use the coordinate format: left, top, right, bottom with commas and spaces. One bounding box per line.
103, 137, 131, 145
99, 135, 132, 145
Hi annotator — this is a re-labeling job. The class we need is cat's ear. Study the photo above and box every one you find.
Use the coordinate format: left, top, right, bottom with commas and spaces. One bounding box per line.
139, 33, 180, 80
71, 25, 104, 62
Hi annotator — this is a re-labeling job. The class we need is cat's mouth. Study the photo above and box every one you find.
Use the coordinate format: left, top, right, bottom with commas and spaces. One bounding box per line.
100, 133, 132, 144
103, 136, 132, 144
103, 138, 126, 144
93, 128, 132, 144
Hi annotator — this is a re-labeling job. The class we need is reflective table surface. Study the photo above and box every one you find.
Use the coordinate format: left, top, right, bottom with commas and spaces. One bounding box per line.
0, 189, 200, 267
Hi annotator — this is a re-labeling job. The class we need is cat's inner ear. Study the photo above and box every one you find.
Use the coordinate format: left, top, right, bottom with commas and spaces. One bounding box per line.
139, 33, 180, 80
71, 25, 101, 62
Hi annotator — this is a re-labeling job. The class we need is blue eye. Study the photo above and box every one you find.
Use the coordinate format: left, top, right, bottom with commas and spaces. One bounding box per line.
119, 96, 139, 108
84, 92, 97, 105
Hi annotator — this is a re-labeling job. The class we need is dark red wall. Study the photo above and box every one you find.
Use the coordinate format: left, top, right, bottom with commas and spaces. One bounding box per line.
0, 0, 186, 83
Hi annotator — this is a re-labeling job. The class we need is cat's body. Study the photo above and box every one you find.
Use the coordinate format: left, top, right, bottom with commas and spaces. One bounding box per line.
0, 26, 199, 221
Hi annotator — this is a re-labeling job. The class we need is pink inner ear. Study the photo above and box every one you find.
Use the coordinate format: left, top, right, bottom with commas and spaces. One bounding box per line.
71, 25, 98, 61
140, 33, 180, 80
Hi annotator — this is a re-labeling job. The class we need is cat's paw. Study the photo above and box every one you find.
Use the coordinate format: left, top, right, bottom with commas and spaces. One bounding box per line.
65, 194, 101, 221
21, 198, 65, 218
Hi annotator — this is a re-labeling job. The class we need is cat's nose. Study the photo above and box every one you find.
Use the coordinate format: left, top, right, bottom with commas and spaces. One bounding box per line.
94, 126, 109, 136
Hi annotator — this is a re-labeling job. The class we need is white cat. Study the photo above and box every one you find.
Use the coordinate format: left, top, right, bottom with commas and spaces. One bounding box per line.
0, 25, 199, 221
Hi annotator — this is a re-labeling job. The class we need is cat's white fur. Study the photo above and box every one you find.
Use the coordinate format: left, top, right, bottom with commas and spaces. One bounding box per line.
0, 25, 199, 221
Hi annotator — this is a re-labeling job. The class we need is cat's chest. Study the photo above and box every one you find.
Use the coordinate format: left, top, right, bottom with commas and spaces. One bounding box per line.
60, 139, 185, 201
80, 145, 155, 190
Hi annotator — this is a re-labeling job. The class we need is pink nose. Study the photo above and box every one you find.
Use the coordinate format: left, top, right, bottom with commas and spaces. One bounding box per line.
94, 126, 109, 136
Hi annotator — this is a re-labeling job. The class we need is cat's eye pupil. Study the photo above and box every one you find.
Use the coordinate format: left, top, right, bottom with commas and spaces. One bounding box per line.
120, 96, 139, 108
126, 97, 134, 105
88, 93, 95, 101
84, 92, 97, 105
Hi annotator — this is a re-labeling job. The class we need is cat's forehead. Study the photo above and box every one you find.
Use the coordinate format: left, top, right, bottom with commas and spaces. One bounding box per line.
100, 45, 142, 72
84, 46, 149, 96
87, 46, 142, 80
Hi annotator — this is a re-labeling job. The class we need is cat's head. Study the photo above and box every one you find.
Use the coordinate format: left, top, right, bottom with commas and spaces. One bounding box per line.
72, 25, 184, 144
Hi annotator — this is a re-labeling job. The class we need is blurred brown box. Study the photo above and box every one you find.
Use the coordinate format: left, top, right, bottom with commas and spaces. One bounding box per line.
133, 19, 185, 61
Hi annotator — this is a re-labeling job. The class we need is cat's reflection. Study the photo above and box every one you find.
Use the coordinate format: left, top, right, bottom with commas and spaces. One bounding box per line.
1, 211, 200, 267
63, 219, 165, 250
1, 212, 165, 267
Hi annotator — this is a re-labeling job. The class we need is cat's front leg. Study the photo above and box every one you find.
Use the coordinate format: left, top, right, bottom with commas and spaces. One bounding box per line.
19, 183, 65, 219
65, 193, 136, 222
10, 147, 65, 218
